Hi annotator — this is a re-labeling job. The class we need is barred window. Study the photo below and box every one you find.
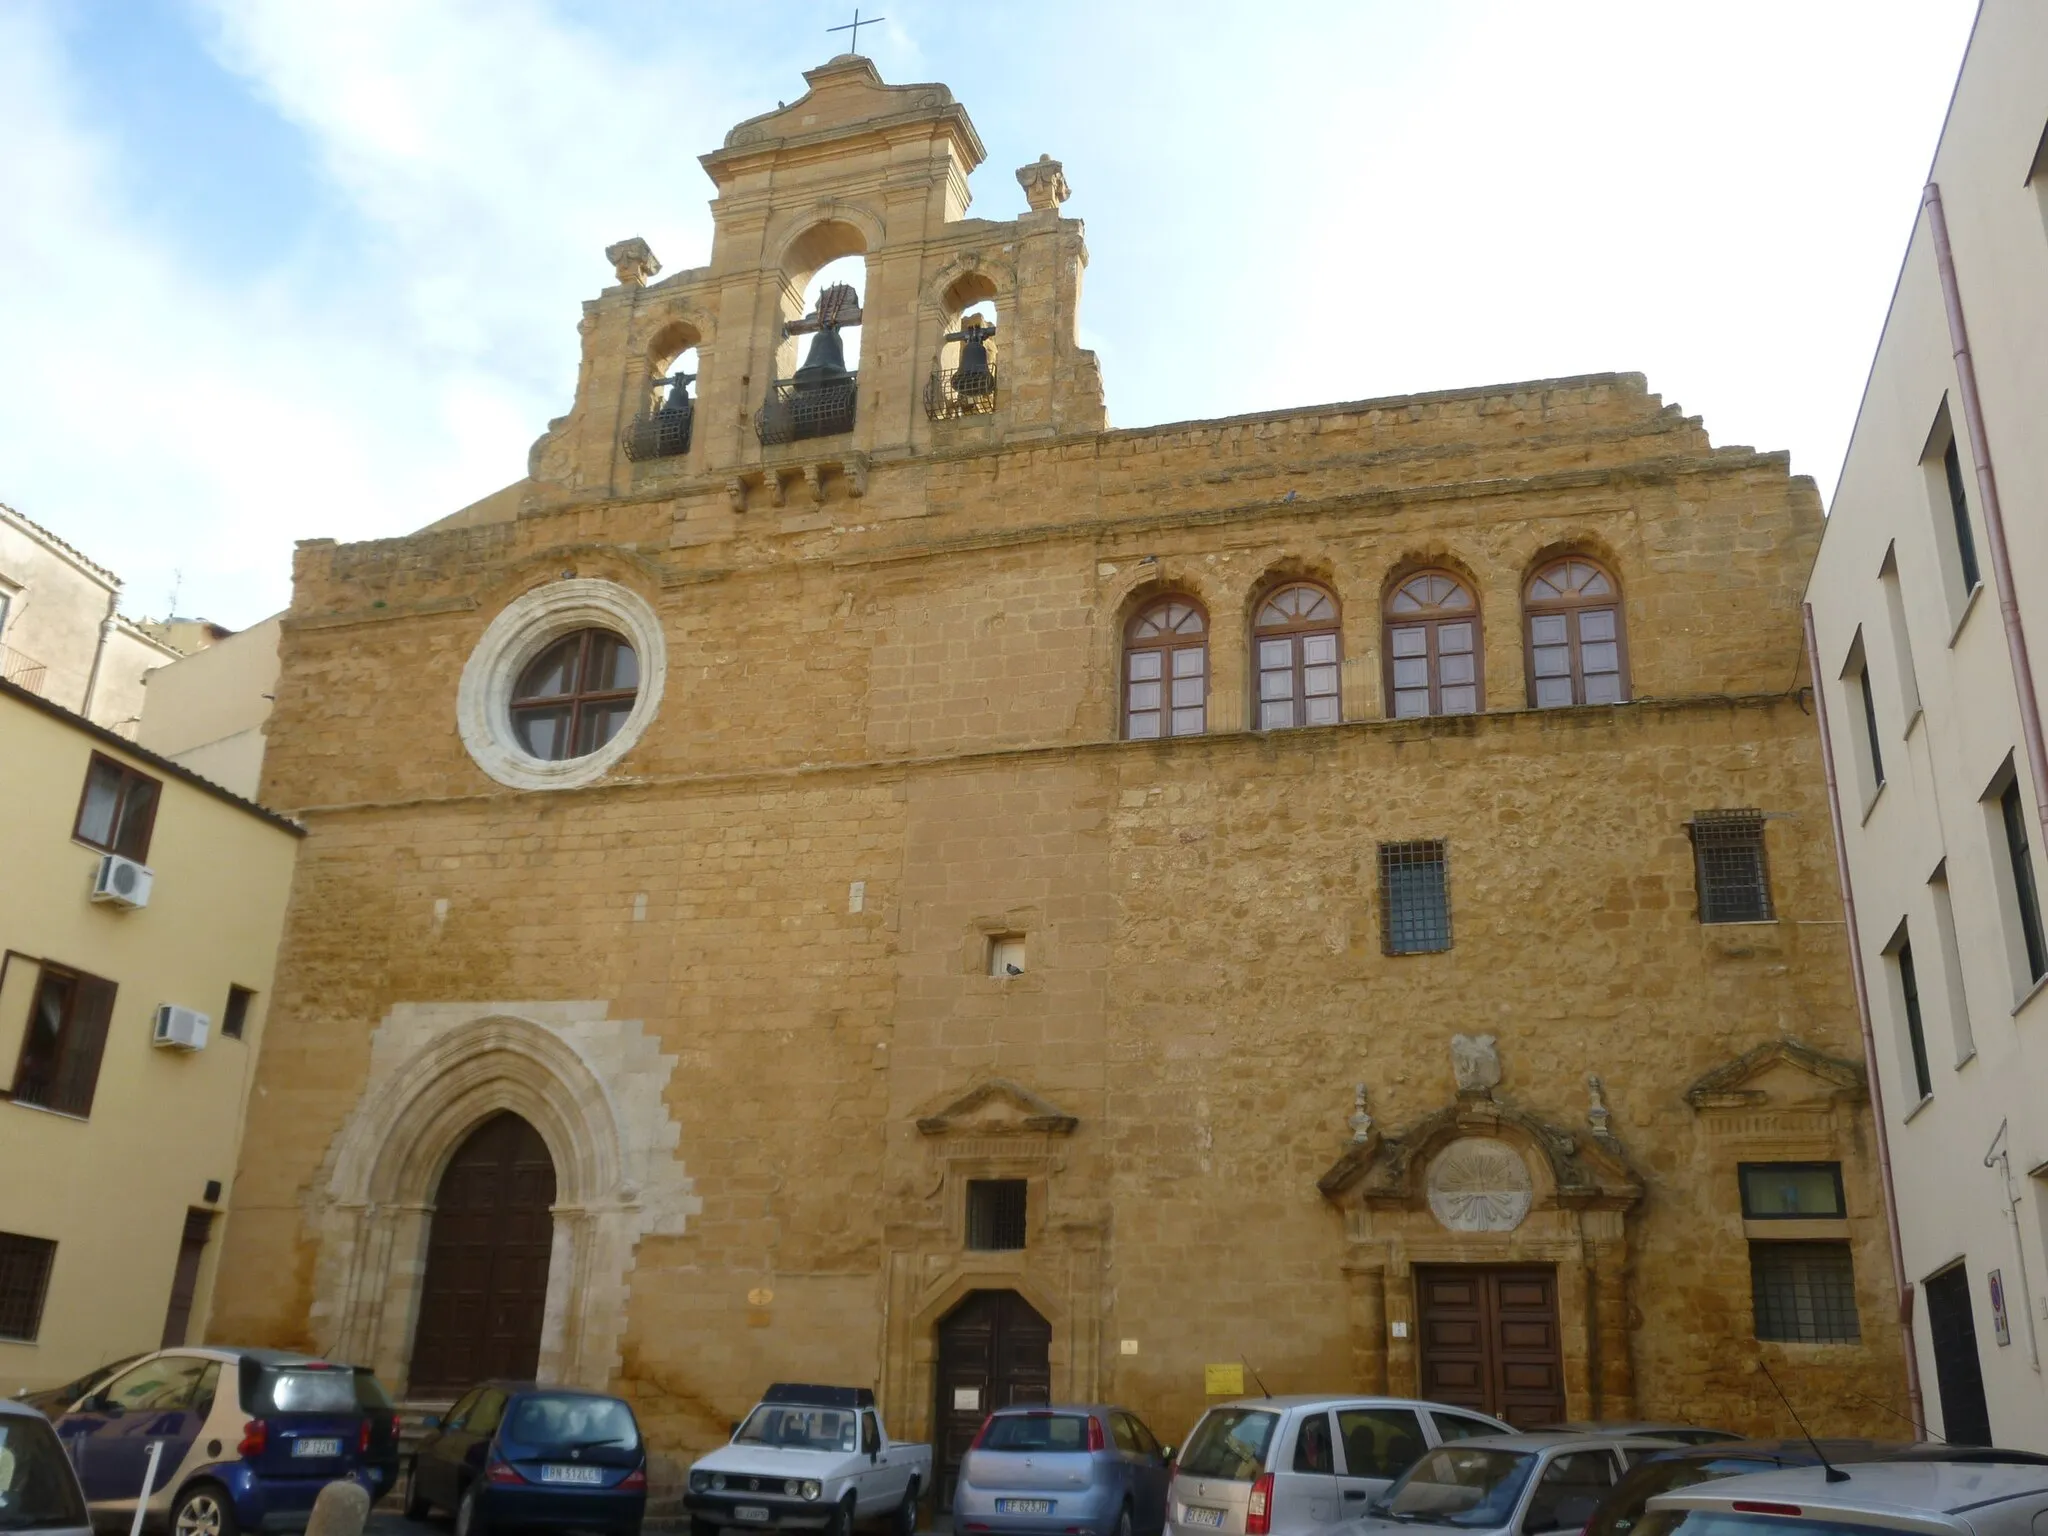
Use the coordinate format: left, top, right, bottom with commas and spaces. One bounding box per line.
1380, 841, 1451, 955
1751, 1241, 1860, 1343
0, 1232, 57, 1342
1691, 811, 1774, 924
966, 1179, 1027, 1251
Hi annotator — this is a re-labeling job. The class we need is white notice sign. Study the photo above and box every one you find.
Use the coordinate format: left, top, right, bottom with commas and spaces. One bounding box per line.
953, 1387, 981, 1411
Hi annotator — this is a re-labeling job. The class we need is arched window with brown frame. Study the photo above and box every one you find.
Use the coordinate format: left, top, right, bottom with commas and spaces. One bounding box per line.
1253, 582, 1341, 730
1124, 598, 1207, 739
1384, 571, 1480, 718
1524, 557, 1628, 707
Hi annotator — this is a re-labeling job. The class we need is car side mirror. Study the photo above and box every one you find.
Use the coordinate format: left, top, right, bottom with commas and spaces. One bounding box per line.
1159, 1447, 1175, 1464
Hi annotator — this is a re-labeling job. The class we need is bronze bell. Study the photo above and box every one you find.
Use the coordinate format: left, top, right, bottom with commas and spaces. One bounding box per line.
794, 324, 850, 389
950, 320, 995, 397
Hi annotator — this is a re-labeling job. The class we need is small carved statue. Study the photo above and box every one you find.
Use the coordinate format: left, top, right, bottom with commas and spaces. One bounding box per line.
605, 237, 661, 288
1586, 1073, 1613, 1137
1450, 1033, 1502, 1096
1347, 1083, 1374, 1144
1015, 154, 1071, 212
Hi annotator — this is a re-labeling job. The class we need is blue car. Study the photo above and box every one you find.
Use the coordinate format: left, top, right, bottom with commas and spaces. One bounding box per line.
406, 1381, 647, 1536
955, 1406, 1173, 1536
51, 1347, 382, 1535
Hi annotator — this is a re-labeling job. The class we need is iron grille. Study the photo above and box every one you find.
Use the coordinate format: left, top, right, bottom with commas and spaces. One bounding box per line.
1691, 810, 1773, 923
1380, 840, 1451, 955
756, 375, 857, 445
1750, 1240, 1860, 1343
925, 359, 999, 420
0, 1231, 56, 1342
622, 398, 694, 462
966, 1179, 1027, 1251
0, 644, 48, 697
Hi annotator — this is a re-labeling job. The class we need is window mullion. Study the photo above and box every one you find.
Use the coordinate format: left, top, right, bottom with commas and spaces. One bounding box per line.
1567, 606, 1586, 706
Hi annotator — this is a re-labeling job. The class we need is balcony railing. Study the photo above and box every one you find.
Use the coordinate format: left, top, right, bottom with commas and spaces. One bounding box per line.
925, 360, 999, 420
1, 644, 47, 697
755, 374, 857, 446
622, 398, 694, 462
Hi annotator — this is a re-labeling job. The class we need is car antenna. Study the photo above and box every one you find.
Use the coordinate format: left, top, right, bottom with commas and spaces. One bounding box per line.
1241, 1356, 1271, 1399
1756, 1357, 1848, 1482
1840, 1391, 1944, 1444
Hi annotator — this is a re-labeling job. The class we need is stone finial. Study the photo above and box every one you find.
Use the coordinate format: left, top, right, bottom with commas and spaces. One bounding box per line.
1586, 1074, 1613, 1138
1016, 154, 1070, 212
1450, 1033, 1502, 1097
605, 237, 661, 288
1348, 1083, 1374, 1144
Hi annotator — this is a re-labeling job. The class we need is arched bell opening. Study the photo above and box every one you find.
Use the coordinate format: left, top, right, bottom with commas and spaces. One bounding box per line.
760, 220, 868, 445
927, 271, 1001, 420
625, 321, 701, 463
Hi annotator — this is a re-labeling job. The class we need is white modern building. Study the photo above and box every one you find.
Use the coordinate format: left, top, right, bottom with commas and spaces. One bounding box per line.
1805, 0, 2048, 1452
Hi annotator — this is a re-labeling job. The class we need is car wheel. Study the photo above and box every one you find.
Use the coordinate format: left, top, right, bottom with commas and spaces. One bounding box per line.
405, 1467, 433, 1521
826, 1494, 855, 1536
690, 1520, 719, 1536
172, 1484, 238, 1536
1114, 1503, 1132, 1536
893, 1480, 920, 1536
456, 1482, 490, 1536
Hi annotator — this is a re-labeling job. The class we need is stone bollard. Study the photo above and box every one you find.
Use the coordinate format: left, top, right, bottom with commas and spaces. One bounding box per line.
306, 1480, 372, 1536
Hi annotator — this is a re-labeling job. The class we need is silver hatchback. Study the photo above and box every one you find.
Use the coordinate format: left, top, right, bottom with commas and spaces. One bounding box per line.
1168, 1397, 1513, 1536
0, 1398, 92, 1536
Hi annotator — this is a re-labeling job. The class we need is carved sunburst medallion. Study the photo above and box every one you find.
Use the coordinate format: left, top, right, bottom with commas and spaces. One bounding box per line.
1426, 1138, 1533, 1232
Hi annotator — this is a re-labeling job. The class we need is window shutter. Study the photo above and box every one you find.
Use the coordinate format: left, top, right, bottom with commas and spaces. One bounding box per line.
52, 974, 117, 1117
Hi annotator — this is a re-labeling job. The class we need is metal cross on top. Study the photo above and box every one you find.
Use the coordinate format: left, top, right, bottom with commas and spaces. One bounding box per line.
827, 8, 885, 53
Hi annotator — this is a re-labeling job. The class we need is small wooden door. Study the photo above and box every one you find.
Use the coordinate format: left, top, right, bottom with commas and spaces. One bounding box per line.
1923, 1264, 1992, 1446
1416, 1266, 1565, 1427
159, 1210, 215, 1348
409, 1113, 557, 1395
935, 1291, 1052, 1507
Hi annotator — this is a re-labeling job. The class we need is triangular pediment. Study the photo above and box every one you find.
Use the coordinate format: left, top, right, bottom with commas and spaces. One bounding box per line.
916, 1078, 1077, 1138
1685, 1038, 1865, 1111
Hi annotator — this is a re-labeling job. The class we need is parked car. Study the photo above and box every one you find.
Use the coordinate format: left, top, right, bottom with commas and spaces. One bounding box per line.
954, 1405, 1173, 1536
1540, 1425, 1743, 1448
1637, 1459, 2048, 1536
0, 1397, 92, 1536
1336, 1432, 1687, 1536
1167, 1396, 1514, 1536
686, 1383, 931, 1536
351, 1367, 403, 1504
407, 1381, 648, 1536
1585, 1440, 1907, 1536
51, 1347, 381, 1536
11, 1356, 146, 1420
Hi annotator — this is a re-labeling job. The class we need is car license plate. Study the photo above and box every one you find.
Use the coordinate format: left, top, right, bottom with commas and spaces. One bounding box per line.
1182, 1509, 1226, 1529
541, 1465, 605, 1485
735, 1507, 770, 1522
997, 1500, 1053, 1516
292, 1438, 341, 1458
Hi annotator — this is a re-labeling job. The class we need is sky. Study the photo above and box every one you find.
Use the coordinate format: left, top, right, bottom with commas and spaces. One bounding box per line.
0, 0, 1980, 630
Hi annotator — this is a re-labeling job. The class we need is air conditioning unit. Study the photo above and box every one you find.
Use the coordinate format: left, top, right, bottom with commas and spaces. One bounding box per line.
90, 853, 153, 909
152, 1005, 210, 1052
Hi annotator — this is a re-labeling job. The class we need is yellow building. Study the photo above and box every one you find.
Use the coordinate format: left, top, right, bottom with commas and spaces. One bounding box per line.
0, 675, 301, 1394
213, 56, 1908, 1491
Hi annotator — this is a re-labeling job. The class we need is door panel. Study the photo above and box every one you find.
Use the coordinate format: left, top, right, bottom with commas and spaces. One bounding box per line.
1416, 1267, 1565, 1428
409, 1114, 556, 1394
935, 1290, 1053, 1509
1923, 1265, 1992, 1446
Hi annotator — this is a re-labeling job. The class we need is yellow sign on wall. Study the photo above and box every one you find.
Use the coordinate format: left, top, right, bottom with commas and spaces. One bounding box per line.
1203, 1363, 1246, 1396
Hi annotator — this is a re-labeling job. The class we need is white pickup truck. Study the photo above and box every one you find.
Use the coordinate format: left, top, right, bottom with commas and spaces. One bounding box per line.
687, 1384, 932, 1536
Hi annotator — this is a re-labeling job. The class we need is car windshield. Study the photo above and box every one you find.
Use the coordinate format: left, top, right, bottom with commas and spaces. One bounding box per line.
1177, 1410, 1278, 1482
259, 1368, 358, 1415
0, 1415, 90, 1531
1382, 1447, 1538, 1527
983, 1415, 1091, 1453
735, 1405, 857, 1453
504, 1395, 639, 1451
1634, 1513, 1897, 1536
1589, 1462, 1779, 1536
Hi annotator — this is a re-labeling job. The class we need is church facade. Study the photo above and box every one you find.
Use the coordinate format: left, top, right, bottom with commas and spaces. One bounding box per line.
213, 57, 1910, 1485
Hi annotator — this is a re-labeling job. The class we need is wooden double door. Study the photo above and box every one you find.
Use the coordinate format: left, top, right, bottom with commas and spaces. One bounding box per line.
1416, 1266, 1566, 1427
935, 1291, 1052, 1506
409, 1112, 557, 1395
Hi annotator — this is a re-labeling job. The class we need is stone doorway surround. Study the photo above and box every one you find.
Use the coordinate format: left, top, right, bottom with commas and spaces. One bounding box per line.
304, 1001, 700, 1396
1318, 1043, 1643, 1423
879, 1079, 1104, 1446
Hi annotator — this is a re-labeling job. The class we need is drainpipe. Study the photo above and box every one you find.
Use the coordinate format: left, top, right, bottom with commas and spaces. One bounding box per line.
1804, 601, 1927, 1435
1924, 182, 2048, 839
79, 584, 119, 723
